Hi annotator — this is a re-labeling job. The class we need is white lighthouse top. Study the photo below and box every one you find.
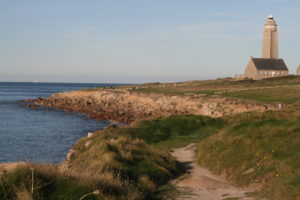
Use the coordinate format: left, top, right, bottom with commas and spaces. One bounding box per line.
268, 14, 274, 20
265, 15, 277, 27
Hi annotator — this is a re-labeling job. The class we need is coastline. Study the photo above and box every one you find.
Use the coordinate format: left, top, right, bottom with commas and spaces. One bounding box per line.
3, 78, 300, 199
13, 88, 278, 168
26, 89, 279, 124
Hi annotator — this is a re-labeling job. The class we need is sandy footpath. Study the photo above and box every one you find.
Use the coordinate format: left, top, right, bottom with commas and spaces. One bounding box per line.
171, 144, 259, 200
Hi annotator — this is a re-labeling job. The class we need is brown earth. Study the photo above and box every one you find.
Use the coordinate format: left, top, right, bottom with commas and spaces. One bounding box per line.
27, 89, 279, 124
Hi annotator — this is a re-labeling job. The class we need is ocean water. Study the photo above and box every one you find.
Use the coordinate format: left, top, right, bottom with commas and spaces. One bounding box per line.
0, 82, 120, 164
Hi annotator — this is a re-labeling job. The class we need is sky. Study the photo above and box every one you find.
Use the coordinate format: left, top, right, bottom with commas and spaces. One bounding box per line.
0, 0, 299, 83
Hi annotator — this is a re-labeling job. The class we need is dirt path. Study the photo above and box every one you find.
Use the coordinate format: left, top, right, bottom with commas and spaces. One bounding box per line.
171, 144, 259, 200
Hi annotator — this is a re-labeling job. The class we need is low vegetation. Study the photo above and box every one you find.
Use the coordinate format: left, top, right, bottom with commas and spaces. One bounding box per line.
0, 163, 100, 200
196, 103, 300, 200
106, 75, 300, 104
81, 76, 300, 104
106, 115, 224, 150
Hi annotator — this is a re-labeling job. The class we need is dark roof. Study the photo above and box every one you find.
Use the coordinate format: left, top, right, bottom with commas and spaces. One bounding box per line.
252, 58, 288, 71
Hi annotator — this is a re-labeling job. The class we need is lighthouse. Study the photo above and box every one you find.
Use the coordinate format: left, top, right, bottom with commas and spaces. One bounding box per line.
243, 15, 288, 80
262, 15, 278, 59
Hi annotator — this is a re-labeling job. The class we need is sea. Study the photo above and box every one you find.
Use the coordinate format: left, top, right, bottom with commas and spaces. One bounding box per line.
0, 82, 120, 164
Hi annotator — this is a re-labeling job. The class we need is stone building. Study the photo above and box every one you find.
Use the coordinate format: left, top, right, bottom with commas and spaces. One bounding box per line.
297, 65, 300, 75
244, 15, 288, 80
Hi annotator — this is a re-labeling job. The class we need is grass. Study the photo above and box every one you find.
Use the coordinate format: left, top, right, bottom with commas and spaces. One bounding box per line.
222, 85, 300, 103
107, 76, 300, 104
0, 138, 177, 200
196, 104, 300, 199
104, 115, 225, 150
79, 76, 300, 104
65, 115, 224, 198
0, 164, 100, 200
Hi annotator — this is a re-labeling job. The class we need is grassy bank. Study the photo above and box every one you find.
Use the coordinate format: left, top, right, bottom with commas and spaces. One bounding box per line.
0, 164, 100, 200
0, 137, 178, 200
104, 115, 224, 150
0, 115, 223, 200
196, 103, 300, 199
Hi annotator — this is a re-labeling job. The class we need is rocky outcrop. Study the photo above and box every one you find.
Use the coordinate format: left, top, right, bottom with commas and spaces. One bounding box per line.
28, 90, 279, 123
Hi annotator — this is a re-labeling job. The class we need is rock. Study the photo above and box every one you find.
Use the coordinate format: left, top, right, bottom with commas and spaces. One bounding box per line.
27, 90, 278, 124
242, 168, 255, 175
85, 141, 91, 148
87, 132, 94, 138
66, 149, 75, 160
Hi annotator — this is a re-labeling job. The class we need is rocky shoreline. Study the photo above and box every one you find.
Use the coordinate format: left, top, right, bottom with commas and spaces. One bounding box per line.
26, 89, 280, 124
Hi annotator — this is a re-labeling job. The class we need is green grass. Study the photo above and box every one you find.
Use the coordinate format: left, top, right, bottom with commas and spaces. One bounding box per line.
106, 115, 225, 150
120, 76, 300, 104
79, 76, 300, 104
196, 106, 300, 199
222, 85, 300, 103
64, 126, 186, 200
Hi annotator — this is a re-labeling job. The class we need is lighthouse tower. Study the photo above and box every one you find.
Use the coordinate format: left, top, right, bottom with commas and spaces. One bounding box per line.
243, 15, 289, 80
262, 15, 278, 59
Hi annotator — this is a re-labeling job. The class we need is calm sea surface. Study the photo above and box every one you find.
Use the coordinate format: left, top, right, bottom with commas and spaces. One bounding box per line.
0, 82, 120, 164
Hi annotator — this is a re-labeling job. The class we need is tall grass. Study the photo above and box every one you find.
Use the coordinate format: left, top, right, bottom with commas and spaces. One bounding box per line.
66, 130, 183, 200
0, 164, 100, 200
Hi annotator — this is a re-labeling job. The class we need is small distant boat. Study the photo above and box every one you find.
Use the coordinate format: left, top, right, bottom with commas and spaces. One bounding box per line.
26, 80, 39, 83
